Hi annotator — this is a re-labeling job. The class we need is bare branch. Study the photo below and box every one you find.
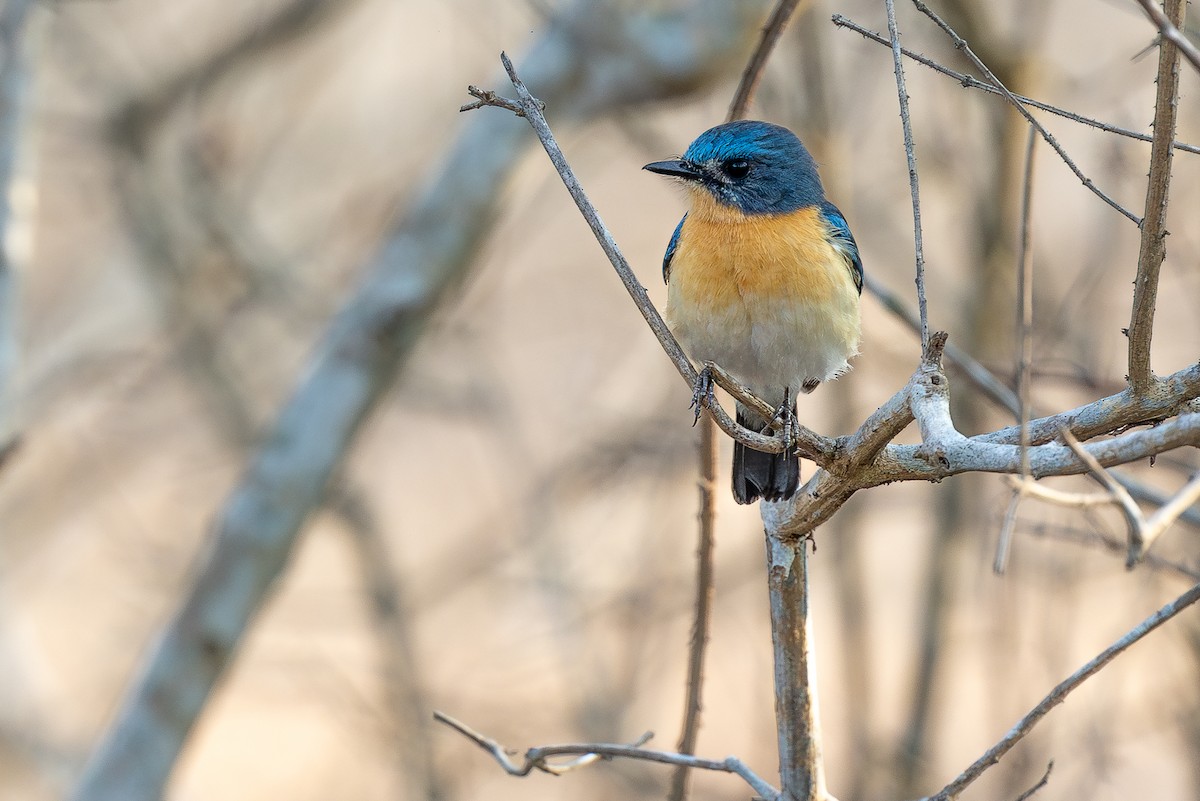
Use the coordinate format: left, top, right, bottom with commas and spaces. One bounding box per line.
0, 0, 36, 465
1128, 0, 1186, 393
1060, 426, 1146, 552
996, 126, 1039, 574
1012, 761, 1054, 801
1005, 476, 1119, 509
459, 85, 542, 117
727, 0, 807, 121
1130, 471, 1200, 566
759, 535, 828, 801
911, 0, 1142, 225
865, 275, 1019, 415
434, 711, 781, 800
474, 53, 840, 464
831, 14, 1200, 157
929, 582, 1200, 800
884, 0, 931, 355
1134, 0, 1200, 73
979, 361, 1200, 446
667, 413, 719, 801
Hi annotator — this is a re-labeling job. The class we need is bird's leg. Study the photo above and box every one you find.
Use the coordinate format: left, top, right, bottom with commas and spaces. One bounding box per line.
689, 365, 715, 426
771, 386, 798, 454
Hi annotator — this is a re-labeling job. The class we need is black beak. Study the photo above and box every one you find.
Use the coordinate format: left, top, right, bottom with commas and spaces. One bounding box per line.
643, 159, 700, 180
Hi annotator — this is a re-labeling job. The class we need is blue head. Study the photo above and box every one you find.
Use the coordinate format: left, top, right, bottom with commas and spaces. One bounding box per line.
644, 121, 824, 215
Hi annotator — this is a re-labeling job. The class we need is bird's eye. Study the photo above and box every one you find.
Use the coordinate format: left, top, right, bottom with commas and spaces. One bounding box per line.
723, 158, 751, 180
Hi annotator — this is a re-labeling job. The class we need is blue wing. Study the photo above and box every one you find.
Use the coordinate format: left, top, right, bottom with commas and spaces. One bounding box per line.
663, 214, 686, 284
819, 201, 864, 295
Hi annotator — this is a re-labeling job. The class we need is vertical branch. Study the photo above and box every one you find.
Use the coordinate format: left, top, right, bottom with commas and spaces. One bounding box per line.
884, 0, 930, 355
994, 126, 1038, 574
727, 0, 807, 121
765, 534, 825, 801
671, 4, 811, 796
667, 418, 718, 801
0, 0, 35, 455
1128, 0, 1185, 394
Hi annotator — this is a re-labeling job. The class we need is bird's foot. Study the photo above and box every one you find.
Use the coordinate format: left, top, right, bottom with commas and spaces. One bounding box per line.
690, 365, 715, 426
770, 387, 798, 454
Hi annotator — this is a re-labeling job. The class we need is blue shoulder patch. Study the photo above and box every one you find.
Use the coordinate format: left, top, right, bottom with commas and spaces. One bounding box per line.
820, 201, 863, 295
663, 214, 686, 284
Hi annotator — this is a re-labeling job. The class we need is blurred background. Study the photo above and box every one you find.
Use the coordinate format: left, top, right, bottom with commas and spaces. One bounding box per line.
1, 0, 1199, 799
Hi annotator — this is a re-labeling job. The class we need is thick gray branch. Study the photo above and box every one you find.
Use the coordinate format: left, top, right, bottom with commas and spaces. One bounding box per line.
69, 5, 762, 800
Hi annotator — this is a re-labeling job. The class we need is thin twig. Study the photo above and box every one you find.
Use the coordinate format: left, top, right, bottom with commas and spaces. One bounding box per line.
433, 711, 781, 800
1059, 427, 1146, 553
884, 0, 930, 355
1012, 761, 1054, 801
1025, 518, 1200, 581
865, 275, 1019, 414
1005, 476, 1118, 509
459, 85, 543, 116
667, 414, 718, 801
727, 0, 808, 121
911, 0, 1142, 225
1134, 0, 1200, 73
929, 581, 1200, 800
996, 126, 1039, 574
1128, 0, 1185, 394
1131, 471, 1200, 566
831, 14, 1200, 157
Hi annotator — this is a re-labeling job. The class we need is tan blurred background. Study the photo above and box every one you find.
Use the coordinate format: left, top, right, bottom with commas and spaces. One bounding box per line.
1, 0, 1199, 799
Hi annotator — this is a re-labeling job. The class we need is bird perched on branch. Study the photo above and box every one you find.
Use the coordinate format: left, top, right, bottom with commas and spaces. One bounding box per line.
645, 121, 863, 504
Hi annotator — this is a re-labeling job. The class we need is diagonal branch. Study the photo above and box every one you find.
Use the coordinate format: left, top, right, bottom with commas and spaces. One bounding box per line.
727, 0, 809, 120
831, 14, 1200, 156
1134, 0, 1200, 73
70, 8, 766, 799
927, 580, 1200, 800
911, 0, 1141, 225
1128, 0, 1186, 394
471, 56, 839, 465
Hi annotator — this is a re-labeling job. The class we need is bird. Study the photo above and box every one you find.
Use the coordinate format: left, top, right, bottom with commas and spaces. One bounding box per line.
644, 120, 863, 504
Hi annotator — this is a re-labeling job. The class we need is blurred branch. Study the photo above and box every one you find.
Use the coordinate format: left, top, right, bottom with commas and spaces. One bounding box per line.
865, 275, 1018, 414
0, 0, 36, 460
1128, 0, 1185, 394
884, 0, 930, 355
111, 0, 347, 144
926, 580, 1200, 801
910, 0, 1141, 225
831, 14, 1200, 157
334, 488, 446, 801
1062, 424, 1200, 566
70, 3, 765, 800
1013, 761, 1054, 801
1024, 519, 1200, 581
995, 127, 1038, 574
433, 711, 781, 800
727, 0, 807, 121
667, 400, 717, 801
1134, 0, 1200, 72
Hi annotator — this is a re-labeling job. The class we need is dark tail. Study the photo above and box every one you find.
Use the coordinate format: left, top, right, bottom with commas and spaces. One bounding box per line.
732, 404, 799, 505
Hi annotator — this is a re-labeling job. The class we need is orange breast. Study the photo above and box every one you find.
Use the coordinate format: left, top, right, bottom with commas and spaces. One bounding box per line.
669, 193, 850, 310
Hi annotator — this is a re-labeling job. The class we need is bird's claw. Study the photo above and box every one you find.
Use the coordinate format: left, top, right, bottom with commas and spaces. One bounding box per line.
770, 387, 798, 454
690, 366, 715, 425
